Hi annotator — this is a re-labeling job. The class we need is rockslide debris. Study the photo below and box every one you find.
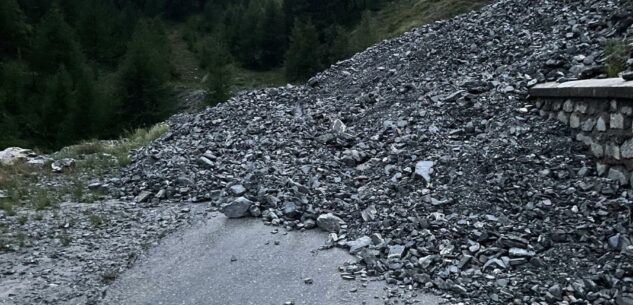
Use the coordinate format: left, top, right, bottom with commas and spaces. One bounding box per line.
3, 0, 632, 304
108, 0, 633, 304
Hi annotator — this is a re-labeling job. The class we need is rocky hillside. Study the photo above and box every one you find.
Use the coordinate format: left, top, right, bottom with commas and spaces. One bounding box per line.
3, 0, 633, 304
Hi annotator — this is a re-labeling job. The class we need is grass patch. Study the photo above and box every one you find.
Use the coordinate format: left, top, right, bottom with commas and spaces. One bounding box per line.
0, 123, 168, 212
88, 214, 105, 227
101, 270, 118, 284
59, 233, 71, 247
231, 65, 287, 92
605, 39, 631, 77
366, 0, 491, 40
56, 122, 169, 172
33, 188, 56, 210
0, 201, 15, 216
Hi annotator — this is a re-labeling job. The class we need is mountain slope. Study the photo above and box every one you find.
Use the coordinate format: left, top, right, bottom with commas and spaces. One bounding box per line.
1, 0, 632, 304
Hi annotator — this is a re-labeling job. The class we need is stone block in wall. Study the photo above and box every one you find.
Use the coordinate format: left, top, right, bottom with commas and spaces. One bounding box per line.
597, 162, 609, 176
539, 109, 547, 117
575, 103, 588, 114
590, 142, 604, 158
557, 111, 569, 124
563, 99, 574, 112
610, 100, 618, 112
596, 114, 608, 132
576, 133, 592, 146
608, 167, 630, 185
621, 138, 633, 159
581, 117, 595, 132
605, 142, 621, 160
610, 113, 625, 129
570, 113, 580, 128
622, 106, 633, 115
552, 101, 562, 111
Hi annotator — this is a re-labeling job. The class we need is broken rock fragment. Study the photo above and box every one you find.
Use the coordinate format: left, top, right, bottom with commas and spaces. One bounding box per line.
316, 213, 344, 233
220, 197, 253, 218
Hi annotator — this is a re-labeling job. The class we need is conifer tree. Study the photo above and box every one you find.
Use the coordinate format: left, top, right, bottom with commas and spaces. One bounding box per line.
204, 36, 232, 105
30, 4, 84, 76
117, 19, 174, 128
352, 10, 377, 50
285, 18, 322, 81
0, 0, 30, 58
261, 0, 287, 68
329, 25, 352, 63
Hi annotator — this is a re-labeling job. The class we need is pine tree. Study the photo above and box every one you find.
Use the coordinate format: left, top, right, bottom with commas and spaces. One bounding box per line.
76, 0, 124, 66
39, 66, 75, 147
260, 0, 287, 68
30, 4, 84, 76
117, 19, 174, 128
0, 0, 30, 58
203, 36, 232, 105
285, 18, 322, 81
352, 10, 376, 51
329, 25, 352, 63
0, 61, 30, 147
235, 1, 265, 69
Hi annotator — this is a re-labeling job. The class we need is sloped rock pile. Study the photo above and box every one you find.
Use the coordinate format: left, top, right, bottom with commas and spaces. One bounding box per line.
113, 0, 632, 304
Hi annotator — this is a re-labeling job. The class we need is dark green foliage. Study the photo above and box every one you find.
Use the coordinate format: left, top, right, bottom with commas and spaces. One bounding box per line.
0, 1, 177, 150
352, 11, 377, 50
0, 0, 30, 57
117, 19, 174, 128
204, 38, 233, 105
285, 18, 322, 81
1, 0, 391, 151
29, 5, 84, 75
260, 0, 287, 68
76, 0, 126, 66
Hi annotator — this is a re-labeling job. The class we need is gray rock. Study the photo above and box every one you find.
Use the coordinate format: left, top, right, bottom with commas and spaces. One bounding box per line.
621, 138, 633, 158
346, 236, 372, 254
332, 119, 346, 134
414, 161, 434, 183
0, 147, 35, 166
608, 167, 629, 185
229, 184, 246, 196
508, 248, 535, 257
220, 197, 253, 218
316, 213, 343, 233
548, 284, 562, 300
51, 158, 76, 173
617, 294, 633, 305
134, 191, 152, 203
387, 245, 405, 259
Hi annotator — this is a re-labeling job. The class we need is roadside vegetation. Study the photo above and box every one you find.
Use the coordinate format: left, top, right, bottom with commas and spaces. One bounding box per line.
604, 38, 631, 77
0, 123, 168, 215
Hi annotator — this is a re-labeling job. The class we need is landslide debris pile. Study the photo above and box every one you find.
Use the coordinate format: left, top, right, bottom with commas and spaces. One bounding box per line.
115, 0, 632, 304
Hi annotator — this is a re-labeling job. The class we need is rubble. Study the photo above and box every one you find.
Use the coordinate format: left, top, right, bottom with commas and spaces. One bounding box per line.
2, 0, 633, 304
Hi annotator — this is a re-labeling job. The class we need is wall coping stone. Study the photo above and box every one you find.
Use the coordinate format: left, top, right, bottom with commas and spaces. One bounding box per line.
529, 78, 633, 99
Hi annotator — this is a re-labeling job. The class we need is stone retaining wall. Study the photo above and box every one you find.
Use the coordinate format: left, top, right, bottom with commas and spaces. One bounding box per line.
530, 78, 633, 186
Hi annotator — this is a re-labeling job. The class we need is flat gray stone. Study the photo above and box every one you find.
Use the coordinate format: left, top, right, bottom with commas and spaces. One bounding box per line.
530, 78, 633, 99
415, 161, 434, 183
621, 139, 633, 159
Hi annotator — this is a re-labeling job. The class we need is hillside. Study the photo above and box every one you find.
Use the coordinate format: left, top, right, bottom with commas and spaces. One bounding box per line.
1, 0, 633, 304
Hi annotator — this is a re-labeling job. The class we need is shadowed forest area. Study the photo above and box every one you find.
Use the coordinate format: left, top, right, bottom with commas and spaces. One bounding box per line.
0, 0, 487, 151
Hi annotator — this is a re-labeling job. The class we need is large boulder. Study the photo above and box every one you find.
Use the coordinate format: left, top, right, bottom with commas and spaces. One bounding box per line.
316, 213, 344, 233
0, 147, 35, 166
220, 197, 253, 218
